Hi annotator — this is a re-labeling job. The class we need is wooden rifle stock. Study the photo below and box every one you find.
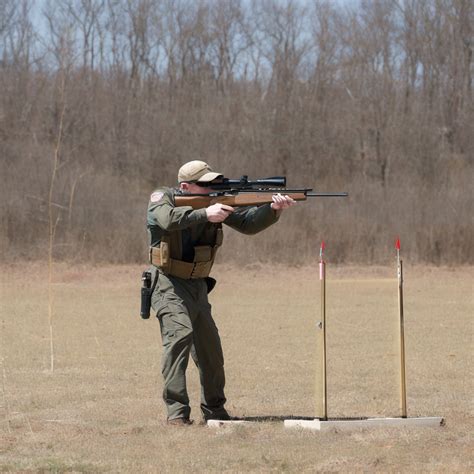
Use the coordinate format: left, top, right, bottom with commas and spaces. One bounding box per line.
175, 191, 347, 210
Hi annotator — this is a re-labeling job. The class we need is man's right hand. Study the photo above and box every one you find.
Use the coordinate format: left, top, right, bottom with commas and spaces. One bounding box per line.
206, 203, 235, 223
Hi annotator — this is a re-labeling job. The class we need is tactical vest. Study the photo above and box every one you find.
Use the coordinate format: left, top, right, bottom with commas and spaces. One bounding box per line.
149, 225, 223, 279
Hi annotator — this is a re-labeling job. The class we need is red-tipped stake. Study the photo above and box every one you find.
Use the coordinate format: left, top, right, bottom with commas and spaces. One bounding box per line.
319, 241, 325, 279
396, 238, 407, 418
316, 241, 328, 420
395, 237, 401, 249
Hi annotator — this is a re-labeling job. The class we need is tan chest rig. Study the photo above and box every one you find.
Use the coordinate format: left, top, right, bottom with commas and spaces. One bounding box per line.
149, 224, 223, 279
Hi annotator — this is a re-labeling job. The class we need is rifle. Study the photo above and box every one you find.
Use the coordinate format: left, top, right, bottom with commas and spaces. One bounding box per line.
174, 175, 348, 210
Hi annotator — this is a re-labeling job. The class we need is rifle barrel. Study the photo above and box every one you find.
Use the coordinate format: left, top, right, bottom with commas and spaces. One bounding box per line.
306, 192, 348, 197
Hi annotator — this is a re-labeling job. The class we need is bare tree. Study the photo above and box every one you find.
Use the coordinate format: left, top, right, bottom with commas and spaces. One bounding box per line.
208, 0, 249, 94
64, 0, 106, 71
250, 0, 311, 174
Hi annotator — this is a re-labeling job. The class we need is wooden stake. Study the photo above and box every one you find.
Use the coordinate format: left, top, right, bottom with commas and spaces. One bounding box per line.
397, 240, 407, 418
316, 243, 327, 420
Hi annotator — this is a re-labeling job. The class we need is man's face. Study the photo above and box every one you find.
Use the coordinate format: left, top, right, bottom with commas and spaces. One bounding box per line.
179, 182, 214, 194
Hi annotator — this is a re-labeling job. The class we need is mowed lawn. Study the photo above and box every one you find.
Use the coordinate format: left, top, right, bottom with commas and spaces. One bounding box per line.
0, 263, 472, 472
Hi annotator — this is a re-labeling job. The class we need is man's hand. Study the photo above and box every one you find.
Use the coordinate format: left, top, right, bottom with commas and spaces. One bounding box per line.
271, 193, 296, 211
206, 203, 235, 222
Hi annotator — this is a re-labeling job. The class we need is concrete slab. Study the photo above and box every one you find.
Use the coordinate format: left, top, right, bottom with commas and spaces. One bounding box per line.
284, 417, 444, 431
206, 415, 313, 427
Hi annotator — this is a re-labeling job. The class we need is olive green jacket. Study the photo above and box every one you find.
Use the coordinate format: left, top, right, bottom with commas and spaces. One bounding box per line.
147, 187, 280, 262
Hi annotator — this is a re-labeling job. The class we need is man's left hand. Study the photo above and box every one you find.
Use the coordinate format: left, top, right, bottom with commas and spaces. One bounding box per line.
271, 193, 296, 211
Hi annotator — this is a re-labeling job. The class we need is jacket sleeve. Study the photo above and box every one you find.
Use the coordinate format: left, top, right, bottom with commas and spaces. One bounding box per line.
148, 188, 208, 231
223, 204, 281, 235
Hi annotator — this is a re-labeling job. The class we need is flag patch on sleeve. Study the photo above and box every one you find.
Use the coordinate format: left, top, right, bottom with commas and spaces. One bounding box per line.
150, 191, 164, 203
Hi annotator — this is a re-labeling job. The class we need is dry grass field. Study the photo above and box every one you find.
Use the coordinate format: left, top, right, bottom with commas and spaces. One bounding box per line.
0, 262, 472, 472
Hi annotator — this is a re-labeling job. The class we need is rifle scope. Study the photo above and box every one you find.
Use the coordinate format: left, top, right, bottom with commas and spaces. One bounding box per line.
208, 175, 286, 190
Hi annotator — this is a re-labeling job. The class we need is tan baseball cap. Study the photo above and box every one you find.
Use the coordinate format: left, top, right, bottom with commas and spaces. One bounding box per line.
178, 160, 223, 183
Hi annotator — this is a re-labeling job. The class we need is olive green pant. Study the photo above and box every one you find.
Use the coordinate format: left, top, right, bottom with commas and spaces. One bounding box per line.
151, 271, 227, 420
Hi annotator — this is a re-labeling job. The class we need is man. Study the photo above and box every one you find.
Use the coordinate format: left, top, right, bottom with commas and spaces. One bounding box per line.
147, 160, 295, 425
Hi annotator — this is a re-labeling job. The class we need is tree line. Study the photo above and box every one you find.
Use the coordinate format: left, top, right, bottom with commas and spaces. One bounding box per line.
0, 0, 472, 265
